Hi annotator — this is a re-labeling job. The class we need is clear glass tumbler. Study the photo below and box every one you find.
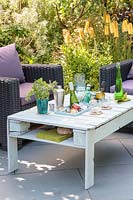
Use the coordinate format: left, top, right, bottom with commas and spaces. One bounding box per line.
74, 73, 85, 103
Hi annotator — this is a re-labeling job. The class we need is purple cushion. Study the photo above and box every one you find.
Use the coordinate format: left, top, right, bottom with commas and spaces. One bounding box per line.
0, 43, 25, 82
110, 85, 115, 93
19, 82, 35, 106
110, 80, 133, 95
127, 64, 133, 79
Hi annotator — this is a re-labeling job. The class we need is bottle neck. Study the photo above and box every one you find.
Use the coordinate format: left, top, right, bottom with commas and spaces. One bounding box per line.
70, 90, 74, 94
116, 66, 122, 79
86, 87, 90, 91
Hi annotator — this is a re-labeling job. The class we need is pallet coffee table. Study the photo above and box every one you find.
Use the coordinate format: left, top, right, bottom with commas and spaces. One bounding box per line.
7, 94, 133, 189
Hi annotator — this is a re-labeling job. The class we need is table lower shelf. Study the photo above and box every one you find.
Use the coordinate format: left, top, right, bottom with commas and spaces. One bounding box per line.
10, 128, 85, 149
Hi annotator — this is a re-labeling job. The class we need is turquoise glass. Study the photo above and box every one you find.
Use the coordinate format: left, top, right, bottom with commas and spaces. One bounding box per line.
36, 99, 48, 114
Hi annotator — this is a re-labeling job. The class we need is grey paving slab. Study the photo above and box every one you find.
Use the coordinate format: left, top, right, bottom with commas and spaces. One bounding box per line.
1, 131, 133, 200
88, 165, 133, 200
95, 139, 133, 166
104, 130, 133, 140
0, 169, 91, 200
0, 150, 8, 175
120, 137, 133, 156
0, 144, 85, 175
17, 144, 85, 174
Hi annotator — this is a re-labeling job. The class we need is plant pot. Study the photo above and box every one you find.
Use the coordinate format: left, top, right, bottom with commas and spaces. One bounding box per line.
36, 99, 48, 114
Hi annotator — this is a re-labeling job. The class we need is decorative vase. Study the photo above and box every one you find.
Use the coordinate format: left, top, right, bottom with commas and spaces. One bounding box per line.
114, 62, 124, 100
36, 99, 48, 114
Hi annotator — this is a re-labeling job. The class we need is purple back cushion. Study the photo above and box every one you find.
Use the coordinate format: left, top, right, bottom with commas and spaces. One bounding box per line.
110, 80, 133, 95
0, 43, 25, 82
19, 82, 35, 106
127, 64, 133, 79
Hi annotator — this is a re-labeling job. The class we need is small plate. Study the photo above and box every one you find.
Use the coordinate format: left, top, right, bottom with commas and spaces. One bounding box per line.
90, 111, 103, 115
101, 106, 112, 110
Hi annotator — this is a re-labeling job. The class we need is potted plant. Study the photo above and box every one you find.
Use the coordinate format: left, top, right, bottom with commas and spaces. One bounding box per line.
26, 78, 57, 114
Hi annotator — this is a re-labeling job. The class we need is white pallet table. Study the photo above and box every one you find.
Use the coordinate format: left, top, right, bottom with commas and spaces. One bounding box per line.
7, 93, 133, 189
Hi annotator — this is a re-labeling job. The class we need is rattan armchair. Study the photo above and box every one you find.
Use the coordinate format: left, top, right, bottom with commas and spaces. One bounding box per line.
99, 59, 133, 129
0, 64, 64, 150
99, 59, 133, 92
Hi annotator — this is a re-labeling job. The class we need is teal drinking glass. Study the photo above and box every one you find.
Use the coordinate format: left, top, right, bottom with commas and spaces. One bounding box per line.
36, 99, 48, 114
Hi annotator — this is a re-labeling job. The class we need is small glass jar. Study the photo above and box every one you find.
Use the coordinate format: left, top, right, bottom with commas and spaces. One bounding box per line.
95, 91, 105, 100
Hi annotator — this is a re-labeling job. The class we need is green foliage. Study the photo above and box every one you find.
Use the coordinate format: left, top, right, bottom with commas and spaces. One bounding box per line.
0, 0, 132, 92
53, 0, 91, 29
0, 0, 52, 63
0, 24, 33, 61
26, 78, 57, 100
60, 43, 112, 91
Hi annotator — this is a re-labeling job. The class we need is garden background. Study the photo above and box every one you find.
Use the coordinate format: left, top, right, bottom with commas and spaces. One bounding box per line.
0, 0, 133, 90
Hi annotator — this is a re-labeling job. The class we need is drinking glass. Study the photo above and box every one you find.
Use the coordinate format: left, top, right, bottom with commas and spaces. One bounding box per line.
74, 73, 85, 103
74, 73, 85, 88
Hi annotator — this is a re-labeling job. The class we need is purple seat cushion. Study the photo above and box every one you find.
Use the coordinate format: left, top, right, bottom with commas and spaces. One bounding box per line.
127, 64, 133, 79
110, 80, 133, 95
0, 43, 25, 82
19, 82, 35, 106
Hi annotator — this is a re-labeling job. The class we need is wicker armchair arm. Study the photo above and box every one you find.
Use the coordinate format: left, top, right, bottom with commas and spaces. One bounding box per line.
0, 77, 20, 115
22, 64, 64, 87
0, 77, 21, 150
99, 59, 133, 92
99, 64, 116, 92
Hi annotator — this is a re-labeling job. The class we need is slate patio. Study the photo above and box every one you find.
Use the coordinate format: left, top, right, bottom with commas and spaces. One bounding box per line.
0, 129, 133, 200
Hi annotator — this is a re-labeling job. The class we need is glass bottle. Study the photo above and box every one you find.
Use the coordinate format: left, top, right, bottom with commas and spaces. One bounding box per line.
95, 81, 105, 101
100, 81, 105, 99
82, 84, 91, 104
114, 62, 124, 100
69, 82, 79, 107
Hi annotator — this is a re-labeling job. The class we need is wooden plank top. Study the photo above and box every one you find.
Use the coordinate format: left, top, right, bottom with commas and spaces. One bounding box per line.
8, 93, 133, 131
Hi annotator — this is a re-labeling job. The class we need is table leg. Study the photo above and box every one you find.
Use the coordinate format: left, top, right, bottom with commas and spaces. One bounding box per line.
7, 120, 18, 173
85, 130, 94, 189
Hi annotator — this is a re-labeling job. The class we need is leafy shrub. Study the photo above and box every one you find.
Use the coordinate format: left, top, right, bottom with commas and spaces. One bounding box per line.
0, 1, 52, 63
60, 44, 112, 91
58, 25, 112, 92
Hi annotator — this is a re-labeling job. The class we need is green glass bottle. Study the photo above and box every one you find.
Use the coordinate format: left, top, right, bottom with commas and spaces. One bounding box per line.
114, 62, 124, 100
82, 84, 91, 104
69, 82, 79, 107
